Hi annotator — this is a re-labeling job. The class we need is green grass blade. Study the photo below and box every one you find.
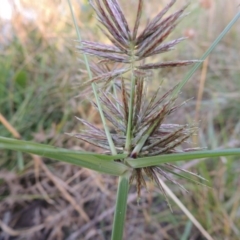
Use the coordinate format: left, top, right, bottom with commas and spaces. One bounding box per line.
181, 221, 192, 240
17, 151, 24, 171
0, 137, 128, 176
111, 172, 130, 240
126, 149, 240, 168
172, 11, 240, 97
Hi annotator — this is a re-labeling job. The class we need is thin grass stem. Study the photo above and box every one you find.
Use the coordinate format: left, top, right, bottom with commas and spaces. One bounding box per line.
67, 0, 117, 155
172, 11, 240, 98
125, 78, 135, 151
125, 62, 136, 152
160, 179, 214, 240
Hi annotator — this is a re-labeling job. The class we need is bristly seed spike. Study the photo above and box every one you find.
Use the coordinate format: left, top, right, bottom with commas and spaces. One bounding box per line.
132, 0, 143, 41
73, 0, 200, 203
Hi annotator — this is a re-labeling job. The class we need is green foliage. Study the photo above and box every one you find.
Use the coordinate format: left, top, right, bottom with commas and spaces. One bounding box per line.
14, 70, 28, 88
0, 137, 128, 176
126, 149, 240, 168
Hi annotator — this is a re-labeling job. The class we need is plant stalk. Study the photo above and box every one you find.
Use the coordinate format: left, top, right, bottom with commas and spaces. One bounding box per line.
125, 61, 136, 152
111, 171, 130, 240
67, 0, 117, 155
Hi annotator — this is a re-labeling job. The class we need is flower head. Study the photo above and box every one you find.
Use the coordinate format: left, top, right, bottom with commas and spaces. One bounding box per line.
72, 0, 203, 199
78, 0, 199, 86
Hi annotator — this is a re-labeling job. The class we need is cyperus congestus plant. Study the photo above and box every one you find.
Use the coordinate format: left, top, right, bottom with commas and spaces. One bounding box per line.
0, 0, 239, 239
71, 0, 202, 198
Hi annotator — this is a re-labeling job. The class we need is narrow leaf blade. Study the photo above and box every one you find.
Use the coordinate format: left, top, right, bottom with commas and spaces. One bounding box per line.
172, 11, 240, 98
126, 149, 240, 168
0, 137, 128, 176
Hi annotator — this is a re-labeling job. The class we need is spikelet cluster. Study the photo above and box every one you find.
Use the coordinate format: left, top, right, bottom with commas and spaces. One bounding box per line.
72, 0, 202, 197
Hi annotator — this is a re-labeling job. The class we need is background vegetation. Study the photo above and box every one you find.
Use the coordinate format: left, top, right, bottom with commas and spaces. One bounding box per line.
0, 0, 240, 239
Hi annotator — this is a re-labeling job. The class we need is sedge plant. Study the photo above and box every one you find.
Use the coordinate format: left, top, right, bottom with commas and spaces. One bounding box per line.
0, 0, 240, 239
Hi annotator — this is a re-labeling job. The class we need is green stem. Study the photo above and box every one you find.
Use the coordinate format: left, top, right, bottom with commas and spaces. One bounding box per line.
92, 84, 117, 155
67, 0, 117, 155
125, 63, 136, 152
111, 171, 130, 240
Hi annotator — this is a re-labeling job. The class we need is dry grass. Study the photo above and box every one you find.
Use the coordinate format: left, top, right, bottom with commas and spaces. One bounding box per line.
0, 0, 240, 239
